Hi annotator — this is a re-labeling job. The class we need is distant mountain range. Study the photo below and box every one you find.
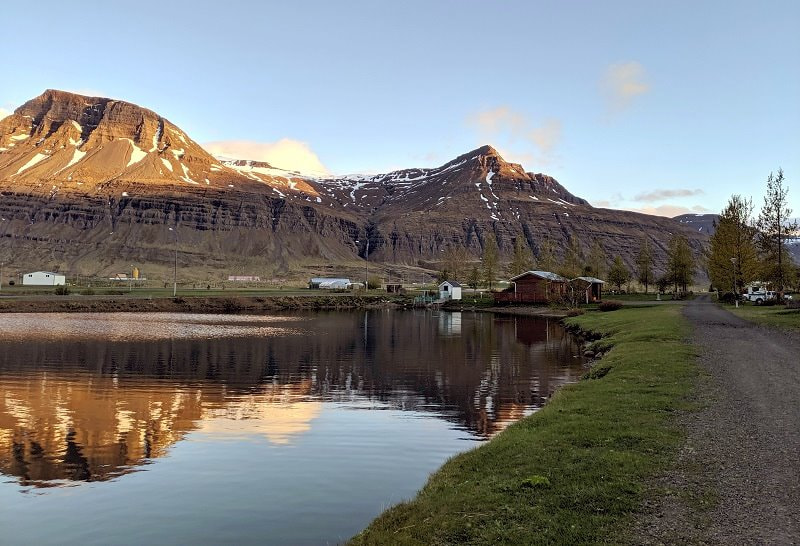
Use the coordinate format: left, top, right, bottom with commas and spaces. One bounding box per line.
0, 90, 710, 281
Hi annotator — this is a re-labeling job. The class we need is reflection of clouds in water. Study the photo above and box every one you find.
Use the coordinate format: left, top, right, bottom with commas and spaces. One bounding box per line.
200, 383, 321, 445
0, 313, 304, 341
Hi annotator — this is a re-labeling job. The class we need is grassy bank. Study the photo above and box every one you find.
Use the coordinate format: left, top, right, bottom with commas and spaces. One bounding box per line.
725, 303, 800, 331
350, 306, 697, 545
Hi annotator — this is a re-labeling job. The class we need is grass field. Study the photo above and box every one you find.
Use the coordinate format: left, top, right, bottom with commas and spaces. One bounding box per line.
725, 303, 800, 331
349, 306, 698, 545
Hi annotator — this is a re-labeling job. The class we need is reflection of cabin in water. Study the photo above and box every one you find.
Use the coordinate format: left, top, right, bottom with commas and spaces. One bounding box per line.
494, 271, 569, 303
570, 277, 605, 303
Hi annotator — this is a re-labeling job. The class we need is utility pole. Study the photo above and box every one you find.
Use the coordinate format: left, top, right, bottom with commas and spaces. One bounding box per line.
365, 238, 369, 290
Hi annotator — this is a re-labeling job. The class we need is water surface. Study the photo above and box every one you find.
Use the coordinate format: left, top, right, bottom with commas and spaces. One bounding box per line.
0, 310, 584, 544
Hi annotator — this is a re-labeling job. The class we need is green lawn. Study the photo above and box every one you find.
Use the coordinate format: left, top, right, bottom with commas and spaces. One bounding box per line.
725, 303, 800, 331
349, 306, 698, 545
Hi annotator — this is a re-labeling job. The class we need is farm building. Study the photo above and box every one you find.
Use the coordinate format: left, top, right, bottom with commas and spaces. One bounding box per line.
438, 280, 462, 301
23, 271, 66, 286
570, 277, 605, 303
309, 277, 350, 289
493, 271, 569, 304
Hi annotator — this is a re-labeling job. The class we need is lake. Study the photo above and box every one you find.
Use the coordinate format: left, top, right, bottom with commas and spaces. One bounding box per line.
0, 309, 585, 545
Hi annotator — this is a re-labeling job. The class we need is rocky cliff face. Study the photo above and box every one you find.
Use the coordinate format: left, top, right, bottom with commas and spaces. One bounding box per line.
0, 90, 708, 280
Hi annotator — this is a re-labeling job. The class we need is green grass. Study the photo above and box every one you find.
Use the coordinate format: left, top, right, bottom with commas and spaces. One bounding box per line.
724, 303, 800, 331
349, 306, 697, 545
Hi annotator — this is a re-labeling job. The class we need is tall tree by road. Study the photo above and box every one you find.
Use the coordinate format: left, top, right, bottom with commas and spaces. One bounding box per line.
536, 239, 556, 272
442, 245, 470, 283
756, 169, 798, 294
667, 234, 695, 293
636, 238, 654, 294
559, 235, 583, 279
707, 195, 760, 296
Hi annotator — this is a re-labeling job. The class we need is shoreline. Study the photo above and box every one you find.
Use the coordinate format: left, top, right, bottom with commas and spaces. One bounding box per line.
0, 294, 405, 314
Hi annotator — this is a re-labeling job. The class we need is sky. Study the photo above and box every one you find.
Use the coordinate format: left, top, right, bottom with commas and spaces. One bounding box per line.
2, 0, 798, 218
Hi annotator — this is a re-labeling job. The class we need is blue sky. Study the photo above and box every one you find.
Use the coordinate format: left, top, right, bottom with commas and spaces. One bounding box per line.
2, 0, 798, 217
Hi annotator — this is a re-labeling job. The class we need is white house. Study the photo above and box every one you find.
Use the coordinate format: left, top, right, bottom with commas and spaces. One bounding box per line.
23, 271, 66, 286
438, 280, 462, 301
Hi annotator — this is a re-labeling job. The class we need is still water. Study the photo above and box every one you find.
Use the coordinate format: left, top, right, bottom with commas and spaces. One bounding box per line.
0, 310, 585, 545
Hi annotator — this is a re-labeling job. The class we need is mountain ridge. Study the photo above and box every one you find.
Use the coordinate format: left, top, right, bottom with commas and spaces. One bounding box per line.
0, 90, 709, 281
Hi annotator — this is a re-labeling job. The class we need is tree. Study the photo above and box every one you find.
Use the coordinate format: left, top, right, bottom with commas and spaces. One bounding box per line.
442, 245, 470, 283
607, 255, 630, 291
467, 266, 481, 289
636, 238, 654, 294
559, 235, 583, 279
667, 234, 695, 293
585, 240, 607, 279
436, 269, 450, 284
508, 236, 533, 277
756, 169, 798, 294
535, 239, 557, 272
707, 195, 760, 296
482, 234, 499, 289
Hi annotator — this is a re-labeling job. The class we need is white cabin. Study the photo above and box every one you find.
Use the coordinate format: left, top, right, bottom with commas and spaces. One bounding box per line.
438, 280, 462, 301
23, 271, 66, 286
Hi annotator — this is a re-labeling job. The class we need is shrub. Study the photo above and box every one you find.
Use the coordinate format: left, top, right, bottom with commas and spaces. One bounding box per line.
54, 285, 70, 295
785, 300, 800, 310
367, 276, 382, 290
599, 300, 623, 312
719, 291, 737, 304
566, 308, 585, 317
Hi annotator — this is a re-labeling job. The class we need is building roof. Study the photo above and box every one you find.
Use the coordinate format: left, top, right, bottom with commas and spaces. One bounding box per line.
439, 280, 462, 287
573, 276, 605, 284
310, 277, 350, 283
509, 270, 568, 282
26, 271, 62, 276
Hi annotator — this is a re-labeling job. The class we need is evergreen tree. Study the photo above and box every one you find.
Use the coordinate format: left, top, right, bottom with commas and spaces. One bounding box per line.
467, 266, 481, 289
756, 169, 798, 294
586, 240, 607, 279
536, 239, 556, 272
559, 235, 583, 279
508, 236, 533, 277
636, 238, 654, 294
607, 255, 630, 291
442, 245, 470, 283
707, 195, 760, 296
667, 234, 695, 293
482, 234, 499, 290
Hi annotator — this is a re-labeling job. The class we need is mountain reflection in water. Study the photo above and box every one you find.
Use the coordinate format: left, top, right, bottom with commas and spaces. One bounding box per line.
0, 310, 584, 488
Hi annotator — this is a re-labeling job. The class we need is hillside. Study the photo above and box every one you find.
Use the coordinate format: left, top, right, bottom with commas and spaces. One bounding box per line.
0, 90, 709, 282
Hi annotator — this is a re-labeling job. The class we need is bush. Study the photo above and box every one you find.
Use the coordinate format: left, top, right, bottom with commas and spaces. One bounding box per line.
367, 276, 382, 290
566, 308, 585, 317
54, 285, 70, 295
599, 300, 623, 312
719, 291, 737, 304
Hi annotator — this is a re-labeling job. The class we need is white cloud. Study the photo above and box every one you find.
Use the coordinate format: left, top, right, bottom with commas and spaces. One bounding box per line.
601, 61, 650, 113
625, 204, 711, 218
633, 188, 705, 203
203, 138, 330, 175
467, 106, 562, 167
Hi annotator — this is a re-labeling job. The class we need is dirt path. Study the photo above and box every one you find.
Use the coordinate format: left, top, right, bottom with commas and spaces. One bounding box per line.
638, 295, 800, 544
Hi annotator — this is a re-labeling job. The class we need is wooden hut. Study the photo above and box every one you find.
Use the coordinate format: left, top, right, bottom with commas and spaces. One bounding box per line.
493, 271, 569, 304
570, 276, 605, 303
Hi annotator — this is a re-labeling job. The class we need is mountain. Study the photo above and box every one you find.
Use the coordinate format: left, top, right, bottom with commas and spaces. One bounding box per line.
674, 213, 718, 236
0, 90, 709, 281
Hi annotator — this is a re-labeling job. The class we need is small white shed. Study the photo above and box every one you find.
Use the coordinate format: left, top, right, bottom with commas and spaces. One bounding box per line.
439, 280, 462, 301
23, 271, 66, 286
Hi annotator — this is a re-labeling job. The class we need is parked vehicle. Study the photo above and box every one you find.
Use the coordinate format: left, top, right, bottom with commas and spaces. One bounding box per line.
741, 284, 776, 304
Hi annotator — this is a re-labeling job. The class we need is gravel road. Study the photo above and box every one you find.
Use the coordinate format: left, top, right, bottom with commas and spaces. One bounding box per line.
638, 295, 800, 545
